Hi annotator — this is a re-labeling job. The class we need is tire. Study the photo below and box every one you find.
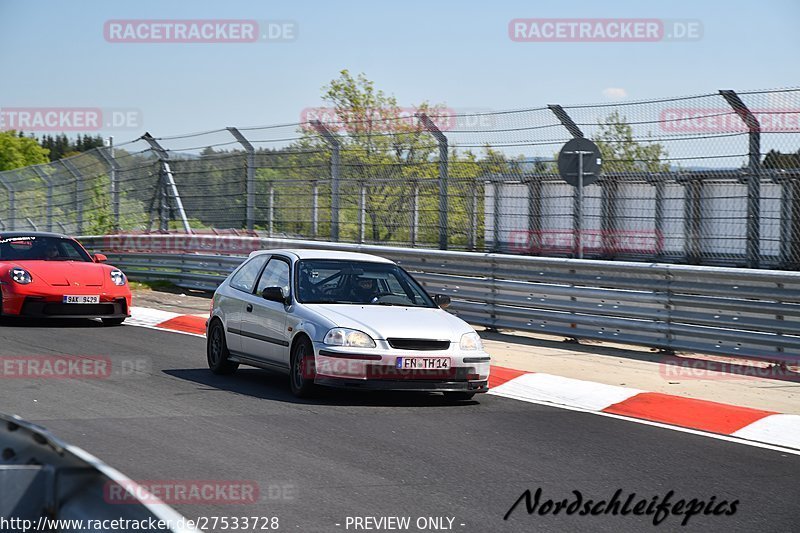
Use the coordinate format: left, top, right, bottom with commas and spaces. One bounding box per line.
101, 317, 126, 326
290, 336, 316, 398
207, 319, 239, 375
444, 391, 476, 401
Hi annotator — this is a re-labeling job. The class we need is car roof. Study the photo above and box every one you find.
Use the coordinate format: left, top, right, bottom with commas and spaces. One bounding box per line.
249, 248, 395, 264
0, 231, 73, 240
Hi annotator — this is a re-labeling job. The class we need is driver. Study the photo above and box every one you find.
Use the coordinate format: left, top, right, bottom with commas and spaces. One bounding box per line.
43, 243, 60, 260
351, 276, 381, 302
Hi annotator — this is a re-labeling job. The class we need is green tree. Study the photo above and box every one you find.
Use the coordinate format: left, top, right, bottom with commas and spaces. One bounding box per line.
764, 149, 800, 169
594, 111, 669, 172
316, 70, 449, 242
0, 131, 50, 171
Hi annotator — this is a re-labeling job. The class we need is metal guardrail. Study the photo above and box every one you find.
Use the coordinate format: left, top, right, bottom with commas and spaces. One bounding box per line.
79, 235, 800, 365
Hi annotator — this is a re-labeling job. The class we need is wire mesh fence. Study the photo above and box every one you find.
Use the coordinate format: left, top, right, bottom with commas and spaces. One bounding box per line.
2, 87, 800, 268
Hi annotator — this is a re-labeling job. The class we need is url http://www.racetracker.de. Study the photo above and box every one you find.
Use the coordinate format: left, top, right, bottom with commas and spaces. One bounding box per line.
0, 515, 281, 532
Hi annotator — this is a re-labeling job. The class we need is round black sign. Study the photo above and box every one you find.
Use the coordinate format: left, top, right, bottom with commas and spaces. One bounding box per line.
557, 138, 602, 187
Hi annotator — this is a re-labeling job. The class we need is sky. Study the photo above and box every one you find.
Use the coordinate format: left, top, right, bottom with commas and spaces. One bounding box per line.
1, 0, 798, 142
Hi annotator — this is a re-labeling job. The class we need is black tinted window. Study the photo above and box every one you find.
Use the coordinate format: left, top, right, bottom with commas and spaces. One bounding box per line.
296, 259, 434, 307
0, 236, 91, 262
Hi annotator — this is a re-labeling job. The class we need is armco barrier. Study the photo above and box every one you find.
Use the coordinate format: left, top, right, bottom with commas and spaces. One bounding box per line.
79, 234, 800, 365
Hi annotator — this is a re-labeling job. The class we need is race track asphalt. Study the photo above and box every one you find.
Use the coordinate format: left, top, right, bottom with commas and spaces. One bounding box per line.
1, 318, 798, 532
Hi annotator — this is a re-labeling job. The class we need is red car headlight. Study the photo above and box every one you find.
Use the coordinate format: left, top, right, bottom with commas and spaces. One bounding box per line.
110, 269, 126, 286
10, 268, 32, 285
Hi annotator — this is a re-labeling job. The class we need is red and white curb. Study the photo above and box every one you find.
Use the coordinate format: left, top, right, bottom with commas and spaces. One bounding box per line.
128, 306, 207, 336
128, 307, 800, 454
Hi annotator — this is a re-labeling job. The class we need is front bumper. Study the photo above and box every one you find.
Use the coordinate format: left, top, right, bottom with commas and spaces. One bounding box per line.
1, 283, 131, 319
16, 297, 129, 319
315, 375, 489, 392
312, 344, 491, 393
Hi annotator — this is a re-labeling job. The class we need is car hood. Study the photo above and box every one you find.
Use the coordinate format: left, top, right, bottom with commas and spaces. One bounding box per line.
304, 304, 472, 341
9, 260, 107, 287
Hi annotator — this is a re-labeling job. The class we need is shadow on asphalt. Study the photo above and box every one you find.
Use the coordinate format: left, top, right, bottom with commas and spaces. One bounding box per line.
0, 317, 107, 328
163, 367, 482, 408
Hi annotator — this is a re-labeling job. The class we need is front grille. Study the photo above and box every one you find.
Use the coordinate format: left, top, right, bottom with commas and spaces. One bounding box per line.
20, 298, 126, 317
42, 303, 116, 316
366, 366, 457, 380
387, 338, 450, 351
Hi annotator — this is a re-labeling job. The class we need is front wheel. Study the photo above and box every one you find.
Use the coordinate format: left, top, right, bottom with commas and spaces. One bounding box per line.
207, 320, 239, 375
290, 337, 316, 398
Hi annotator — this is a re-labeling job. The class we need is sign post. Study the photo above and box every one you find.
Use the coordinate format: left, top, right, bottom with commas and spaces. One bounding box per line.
557, 138, 603, 258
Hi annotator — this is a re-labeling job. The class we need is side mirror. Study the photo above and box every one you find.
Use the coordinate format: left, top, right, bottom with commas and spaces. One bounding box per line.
262, 286, 289, 304
433, 294, 451, 309
93, 253, 107, 263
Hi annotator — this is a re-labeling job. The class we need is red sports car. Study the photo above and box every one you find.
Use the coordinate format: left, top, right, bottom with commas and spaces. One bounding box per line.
0, 232, 131, 325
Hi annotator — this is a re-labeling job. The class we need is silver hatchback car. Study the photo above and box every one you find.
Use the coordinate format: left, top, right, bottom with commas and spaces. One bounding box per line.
206, 249, 491, 399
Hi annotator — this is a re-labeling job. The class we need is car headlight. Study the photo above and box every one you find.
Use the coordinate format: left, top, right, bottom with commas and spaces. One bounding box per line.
110, 269, 126, 286
324, 328, 376, 348
10, 268, 32, 285
460, 331, 482, 351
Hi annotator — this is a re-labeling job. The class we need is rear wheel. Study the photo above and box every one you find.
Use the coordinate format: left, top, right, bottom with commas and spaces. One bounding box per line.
207, 319, 239, 375
444, 391, 476, 401
101, 317, 125, 326
290, 337, 316, 398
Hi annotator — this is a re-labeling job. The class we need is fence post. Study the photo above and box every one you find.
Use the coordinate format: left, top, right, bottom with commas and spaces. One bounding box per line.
410, 179, 419, 247
547, 104, 584, 138
491, 176, 502, 251
680, 176, 702, 264
269, 184, 275, 237
646, 173, 666, 260
526, 176, 542, 241
600, 175, 620, 258
721, 90, 761, 268
60, 159, 84, 234
32, 166, 54, 232
141, 132, 192, 233
226, 127, 255, 232
310, 120, 341, 242
96, 141, 121, 231
358, 181, 366, 243
469, 179, 479, 251
0, 175, 15, 231
417, 113, 449, 250
312, 180, 319, 239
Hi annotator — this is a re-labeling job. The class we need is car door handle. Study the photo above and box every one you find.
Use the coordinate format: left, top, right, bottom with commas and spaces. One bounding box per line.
246, 304, 253, 312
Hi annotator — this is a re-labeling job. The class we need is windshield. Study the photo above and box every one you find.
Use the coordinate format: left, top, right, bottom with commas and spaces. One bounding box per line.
296, 259, 435, 307
0, 236, 92, 262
